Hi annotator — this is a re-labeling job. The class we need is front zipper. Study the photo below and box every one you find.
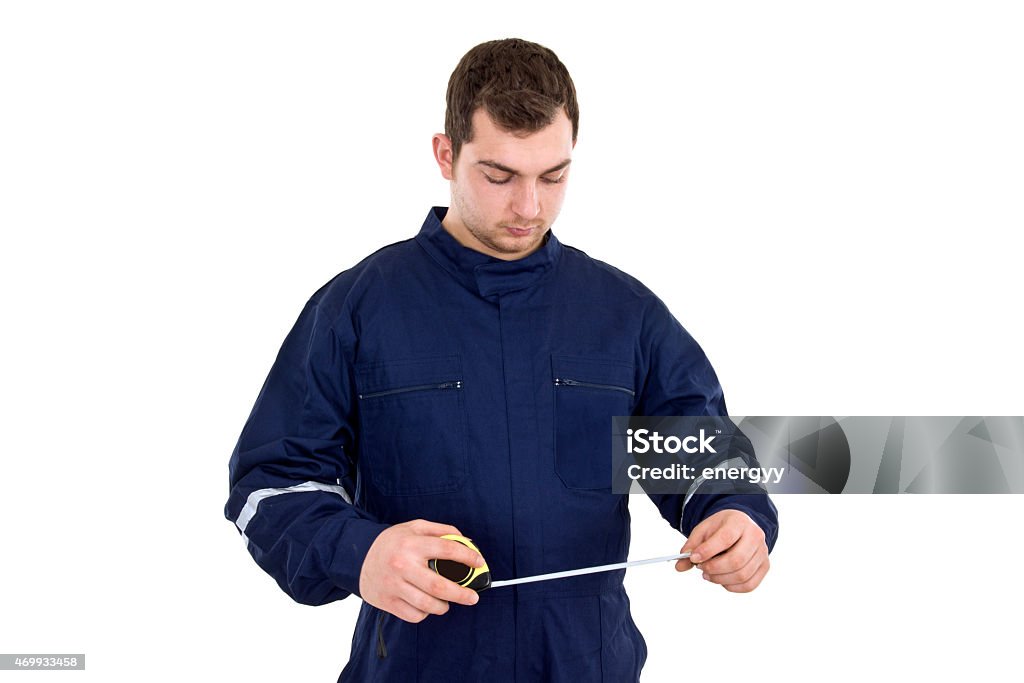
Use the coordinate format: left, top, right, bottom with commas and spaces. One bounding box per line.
376, 609, 387, 659
554, 377, 635, 396
359, 380, 462, 400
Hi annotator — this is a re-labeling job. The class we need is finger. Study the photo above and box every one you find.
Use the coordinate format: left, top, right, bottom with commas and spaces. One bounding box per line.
688, 523, 743, 564
410, 565, 481, 606
680, 513, 722, 558
700, 537, 760, 576
419, 536, 486, 568
679, 539, 701, 556
722, 558, 770, 593
399, 582, 453, 617
385, 597, 431, 624
702, 550, 762, 586
407, 519, 463, 538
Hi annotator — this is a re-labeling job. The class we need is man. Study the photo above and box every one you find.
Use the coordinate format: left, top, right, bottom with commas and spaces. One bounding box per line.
225, 38, 778, 681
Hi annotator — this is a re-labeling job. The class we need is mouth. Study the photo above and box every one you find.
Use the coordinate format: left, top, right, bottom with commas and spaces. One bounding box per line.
503, 225, 539, 238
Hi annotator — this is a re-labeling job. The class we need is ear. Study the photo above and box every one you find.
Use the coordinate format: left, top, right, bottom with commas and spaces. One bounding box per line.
432, 133, 455, 181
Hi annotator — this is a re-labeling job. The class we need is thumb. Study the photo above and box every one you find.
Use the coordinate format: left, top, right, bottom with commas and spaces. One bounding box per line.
675, 537, 703, 573
675, 554, 696, 572
676, 518, 716, 572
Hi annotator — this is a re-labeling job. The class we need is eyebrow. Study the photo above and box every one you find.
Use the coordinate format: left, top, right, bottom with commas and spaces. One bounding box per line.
476, 158, 572, 176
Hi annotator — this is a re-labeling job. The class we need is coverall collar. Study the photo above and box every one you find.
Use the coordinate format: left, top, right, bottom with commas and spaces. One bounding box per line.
415, 206, 562, 300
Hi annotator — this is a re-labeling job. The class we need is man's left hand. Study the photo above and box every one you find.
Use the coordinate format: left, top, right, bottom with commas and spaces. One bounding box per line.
675, 509, 770, 592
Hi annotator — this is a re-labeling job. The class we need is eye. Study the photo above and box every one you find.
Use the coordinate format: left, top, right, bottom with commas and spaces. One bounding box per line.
483, 174, 512, 185
541, 175, 566, 185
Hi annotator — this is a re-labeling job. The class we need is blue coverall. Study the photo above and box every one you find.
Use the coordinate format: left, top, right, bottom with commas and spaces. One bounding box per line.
225, 206, 779, 681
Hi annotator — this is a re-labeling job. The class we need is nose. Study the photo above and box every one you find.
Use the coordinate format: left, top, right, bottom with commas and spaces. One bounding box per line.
511, 180, 541, 221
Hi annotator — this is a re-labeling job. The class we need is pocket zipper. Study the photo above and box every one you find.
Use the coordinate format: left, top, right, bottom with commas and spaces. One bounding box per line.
376, 609, 387, 659
554, 377, 635, 397
359, 380, 463, 400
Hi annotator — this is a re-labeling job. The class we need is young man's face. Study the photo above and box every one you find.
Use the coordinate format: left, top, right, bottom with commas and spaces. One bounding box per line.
435, 108, 574, 261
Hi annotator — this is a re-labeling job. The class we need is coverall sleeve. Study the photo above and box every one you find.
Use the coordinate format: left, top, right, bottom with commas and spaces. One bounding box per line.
635, 298, 779, 552
224, 297, 389, 605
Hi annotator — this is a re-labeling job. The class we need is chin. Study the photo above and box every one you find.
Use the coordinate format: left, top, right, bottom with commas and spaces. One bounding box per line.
498, 234, 543, 254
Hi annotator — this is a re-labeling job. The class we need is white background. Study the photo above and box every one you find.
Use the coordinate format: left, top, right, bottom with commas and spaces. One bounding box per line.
2, 1, 1022, 681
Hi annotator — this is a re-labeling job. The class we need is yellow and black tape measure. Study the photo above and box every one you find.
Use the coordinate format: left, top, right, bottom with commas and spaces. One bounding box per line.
428, 534, 491, 592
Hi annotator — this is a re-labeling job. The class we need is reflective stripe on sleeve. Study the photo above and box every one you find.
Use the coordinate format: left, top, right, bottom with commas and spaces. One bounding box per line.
679, 456, 747, 532
235, 481, 353, 535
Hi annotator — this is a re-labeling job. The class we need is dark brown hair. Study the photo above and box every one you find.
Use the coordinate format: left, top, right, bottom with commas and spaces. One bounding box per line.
445, 38, 579, 160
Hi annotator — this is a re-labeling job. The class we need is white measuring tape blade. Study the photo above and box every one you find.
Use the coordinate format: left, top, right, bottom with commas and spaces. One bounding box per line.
489, 552, 692, 588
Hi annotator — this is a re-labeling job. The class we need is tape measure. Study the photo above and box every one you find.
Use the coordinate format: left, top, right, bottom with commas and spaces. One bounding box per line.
429, 534, 690, 592
428, 534, 492, 591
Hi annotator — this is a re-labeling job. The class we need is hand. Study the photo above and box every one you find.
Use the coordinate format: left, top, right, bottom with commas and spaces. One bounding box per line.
359, 519, 484, 623
675, 509, 770, 592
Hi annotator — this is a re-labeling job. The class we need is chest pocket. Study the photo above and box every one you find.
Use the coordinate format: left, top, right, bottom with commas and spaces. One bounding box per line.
356, 355, 467, 496
552, 355, 636, 491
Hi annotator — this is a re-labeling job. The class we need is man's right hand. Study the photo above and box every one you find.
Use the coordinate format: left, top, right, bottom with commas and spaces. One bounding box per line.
358, 519, 484, 623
